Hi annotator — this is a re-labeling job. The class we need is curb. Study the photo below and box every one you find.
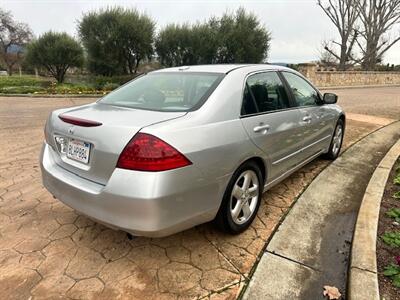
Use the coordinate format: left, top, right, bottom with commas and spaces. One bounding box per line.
242, 121, 400, 300
348, 139, 400, 300
238, 120, 399, 300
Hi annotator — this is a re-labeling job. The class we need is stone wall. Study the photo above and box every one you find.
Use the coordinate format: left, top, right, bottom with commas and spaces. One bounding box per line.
298, 63, 400, 87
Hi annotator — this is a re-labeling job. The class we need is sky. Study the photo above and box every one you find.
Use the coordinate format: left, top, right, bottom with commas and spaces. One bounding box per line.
3, 0, 400, 64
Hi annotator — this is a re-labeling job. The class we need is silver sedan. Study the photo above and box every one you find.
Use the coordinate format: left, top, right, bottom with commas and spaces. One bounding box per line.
40, 64, 345, 237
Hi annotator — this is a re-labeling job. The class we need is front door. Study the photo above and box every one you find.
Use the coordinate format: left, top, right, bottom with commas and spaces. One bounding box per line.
280, 71, 332, 160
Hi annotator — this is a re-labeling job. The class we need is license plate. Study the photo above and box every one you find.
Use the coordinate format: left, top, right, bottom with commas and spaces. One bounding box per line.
67, 139, 91, 164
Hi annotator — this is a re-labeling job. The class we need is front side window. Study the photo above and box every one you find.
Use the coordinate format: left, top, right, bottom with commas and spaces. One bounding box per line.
99, 72, 224, 112
241, 72, 290, 115
281, 72, 320, 107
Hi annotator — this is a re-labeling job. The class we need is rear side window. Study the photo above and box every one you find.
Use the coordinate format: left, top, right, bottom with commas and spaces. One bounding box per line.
281, 72, 320, 107
241, 85, 258, 115
99, 72, 224, 112
241, 72, 290, 115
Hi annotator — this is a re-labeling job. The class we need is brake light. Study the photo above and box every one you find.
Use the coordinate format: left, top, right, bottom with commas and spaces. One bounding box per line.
59, 115, 102, 127
117, 133, 192, 171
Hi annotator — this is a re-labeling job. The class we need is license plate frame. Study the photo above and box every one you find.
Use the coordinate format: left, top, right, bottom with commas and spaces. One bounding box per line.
66, 138, 91, 164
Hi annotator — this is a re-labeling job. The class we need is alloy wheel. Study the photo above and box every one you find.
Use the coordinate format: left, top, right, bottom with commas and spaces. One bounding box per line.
332, 124, 343, 156
230, 170, 260, 225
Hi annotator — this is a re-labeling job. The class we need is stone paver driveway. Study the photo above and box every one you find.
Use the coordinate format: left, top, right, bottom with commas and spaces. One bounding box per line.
0, 89, 397, 299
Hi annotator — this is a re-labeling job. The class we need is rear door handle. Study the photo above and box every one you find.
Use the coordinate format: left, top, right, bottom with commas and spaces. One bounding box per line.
302, 116, 312, 122
253, 124, 270, 133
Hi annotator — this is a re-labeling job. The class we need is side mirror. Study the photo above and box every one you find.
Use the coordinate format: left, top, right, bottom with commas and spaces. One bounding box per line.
323, 93, 338, 104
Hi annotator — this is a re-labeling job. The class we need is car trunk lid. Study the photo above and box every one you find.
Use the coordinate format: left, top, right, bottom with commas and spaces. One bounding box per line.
47, 102, 186, 185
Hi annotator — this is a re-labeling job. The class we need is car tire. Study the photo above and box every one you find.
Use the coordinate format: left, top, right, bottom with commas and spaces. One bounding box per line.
323, 119, 344, 160
215, 161, 263, 234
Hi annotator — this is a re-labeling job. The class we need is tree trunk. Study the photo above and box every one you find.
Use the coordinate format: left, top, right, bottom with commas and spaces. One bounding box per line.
7, 64, 13, 76
338, 44, 347, 71
56, 69, 66, 83
362, 40, 379, 70
127, 58, 134, 74
363, 56, 378, 71
134, 58, 141, 74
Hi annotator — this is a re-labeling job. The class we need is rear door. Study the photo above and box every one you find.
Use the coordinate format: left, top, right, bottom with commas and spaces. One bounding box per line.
240, 71, 304, 182
280, 72, 333, 160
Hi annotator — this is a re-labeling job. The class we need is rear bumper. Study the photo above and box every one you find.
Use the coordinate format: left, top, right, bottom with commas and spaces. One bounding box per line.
40, 143, 224, 237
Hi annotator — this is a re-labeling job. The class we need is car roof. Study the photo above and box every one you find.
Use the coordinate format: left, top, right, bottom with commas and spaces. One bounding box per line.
151, 64, 292, 74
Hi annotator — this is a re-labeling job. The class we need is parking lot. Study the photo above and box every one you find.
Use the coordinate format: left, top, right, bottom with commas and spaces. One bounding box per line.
0, 87, 399, 299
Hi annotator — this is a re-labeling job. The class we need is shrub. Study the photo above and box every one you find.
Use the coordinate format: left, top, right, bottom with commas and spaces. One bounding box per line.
0, 86, 46, 94
92, 75, 135, 90
0, 74, 132, 94
0, 75, 51, 88
102, 82, 120, 91
394, 173, 400, 185
44, 83, 103, 95
381, 231, 400, 247
383, 263, 400, 288
387, 208, 400, 222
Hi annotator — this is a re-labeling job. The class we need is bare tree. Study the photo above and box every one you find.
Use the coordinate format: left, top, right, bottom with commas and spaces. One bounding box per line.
317, 0, 360, 70
355, 0, 400, 70
0, 8, 32, 75
319, 41, 339, 67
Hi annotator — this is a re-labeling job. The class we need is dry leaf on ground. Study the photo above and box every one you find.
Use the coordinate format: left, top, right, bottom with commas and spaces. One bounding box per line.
323, 285, 341, 300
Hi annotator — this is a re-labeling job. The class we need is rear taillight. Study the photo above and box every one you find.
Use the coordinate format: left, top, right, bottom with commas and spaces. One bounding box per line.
59, 115, 102, 127
117, 133, 192, 171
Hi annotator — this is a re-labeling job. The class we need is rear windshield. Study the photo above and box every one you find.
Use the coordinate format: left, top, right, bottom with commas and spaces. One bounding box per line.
99, 72, 224, 112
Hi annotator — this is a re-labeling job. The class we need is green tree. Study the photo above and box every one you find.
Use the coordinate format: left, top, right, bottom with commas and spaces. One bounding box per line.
78, 7, 155, 76
155, 23, 219, 66
191, 22, 220, 64
155, 8, 271, 67
215, 8, 271, 63
155, 24, 194, 67
26, 32, 84, 83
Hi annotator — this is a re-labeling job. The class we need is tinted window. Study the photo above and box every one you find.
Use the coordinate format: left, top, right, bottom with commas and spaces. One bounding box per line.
100, 72, 223, 111
241, 85, 258, 115
242, 72, 290, 115
282, 72, 320, 107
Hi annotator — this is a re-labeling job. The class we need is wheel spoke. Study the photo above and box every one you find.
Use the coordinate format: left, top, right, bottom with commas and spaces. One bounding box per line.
335, 128, 342, 142
248, 186, 258, 198
242, 173, 251, 190
337, 127, 342, 137
232, 185, 243, 199
231, 199, 242, 219
241, 201, 252, 219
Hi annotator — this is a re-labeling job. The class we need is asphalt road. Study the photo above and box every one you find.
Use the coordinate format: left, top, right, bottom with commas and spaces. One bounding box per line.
326, 86, 400, 120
